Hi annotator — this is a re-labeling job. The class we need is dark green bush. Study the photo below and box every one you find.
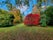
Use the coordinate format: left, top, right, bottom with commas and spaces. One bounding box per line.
0, 9, 14, 27
44, 6, 53, 25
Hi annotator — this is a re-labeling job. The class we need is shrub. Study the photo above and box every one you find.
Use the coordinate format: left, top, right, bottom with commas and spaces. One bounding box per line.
24, 13, 40, 26
10, 9, 22, 24
40, 13, 47, 27
0, 9, 14, 27
44, 6, 53, 25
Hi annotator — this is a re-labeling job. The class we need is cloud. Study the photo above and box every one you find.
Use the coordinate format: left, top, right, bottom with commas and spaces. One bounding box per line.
17, 5, 28, 13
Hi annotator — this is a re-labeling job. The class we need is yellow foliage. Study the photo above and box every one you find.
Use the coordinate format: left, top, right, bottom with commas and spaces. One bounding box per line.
10, 8, 22, 24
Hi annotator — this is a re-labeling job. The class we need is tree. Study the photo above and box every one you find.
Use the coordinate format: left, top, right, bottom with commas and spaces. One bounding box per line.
50, 0, 53, 5
10, 8, 22, 24
5, 0, 13, 10
0, 0, 29, 16
37, 0, 47, 7
15, 0, 29, 6
5, 0, 28, 11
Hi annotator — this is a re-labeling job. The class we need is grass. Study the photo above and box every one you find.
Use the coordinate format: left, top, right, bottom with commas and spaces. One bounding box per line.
0, 23, 53, 40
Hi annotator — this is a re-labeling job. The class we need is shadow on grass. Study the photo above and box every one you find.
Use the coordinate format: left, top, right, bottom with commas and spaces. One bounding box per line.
0, 25, 14, 28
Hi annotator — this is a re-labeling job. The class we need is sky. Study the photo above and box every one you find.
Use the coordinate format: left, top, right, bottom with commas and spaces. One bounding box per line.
0, 0, 53, 16
0, 0, 37, 16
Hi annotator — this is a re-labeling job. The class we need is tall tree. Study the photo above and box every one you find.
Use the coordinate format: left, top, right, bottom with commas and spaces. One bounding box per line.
4, 0, 29, 11
15, 0, 29, 6
50, 0, 53, 4
5, 0, 14, 10
37, 0, 47, 7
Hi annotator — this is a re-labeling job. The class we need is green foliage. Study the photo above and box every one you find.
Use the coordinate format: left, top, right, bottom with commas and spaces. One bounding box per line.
24, 0, 29, 6
40, 6, 53, 26
44, 6, 53, 25
0, 9, 8, 14
15, 0, 29, 6
0, 9, 14, 27
40, 13, 47, 27
37, 0, 47, 8
15, 0, 22, 6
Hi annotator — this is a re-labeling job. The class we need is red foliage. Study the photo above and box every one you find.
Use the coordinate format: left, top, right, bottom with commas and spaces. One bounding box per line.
24, 13, 40, 26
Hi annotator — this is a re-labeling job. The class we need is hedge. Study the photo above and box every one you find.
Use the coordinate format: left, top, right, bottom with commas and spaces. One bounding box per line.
0, 9, 14, 27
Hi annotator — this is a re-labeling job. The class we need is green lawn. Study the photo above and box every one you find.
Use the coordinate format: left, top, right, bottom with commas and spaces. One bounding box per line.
0, 23, 53, 32
0, 23, 53, 40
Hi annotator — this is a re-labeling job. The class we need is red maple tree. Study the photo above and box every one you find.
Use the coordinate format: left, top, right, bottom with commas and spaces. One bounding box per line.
24, 13, 40, 26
